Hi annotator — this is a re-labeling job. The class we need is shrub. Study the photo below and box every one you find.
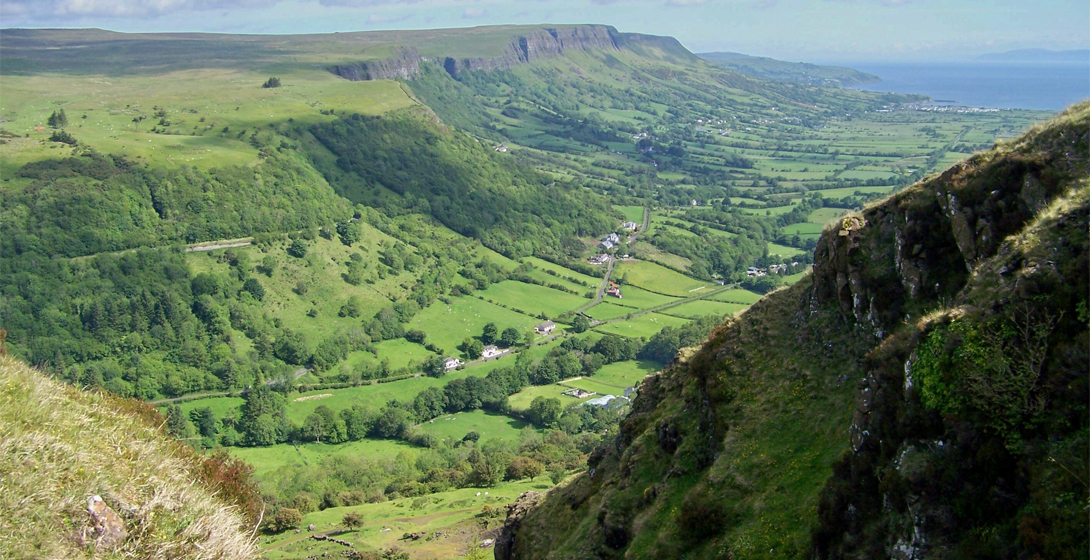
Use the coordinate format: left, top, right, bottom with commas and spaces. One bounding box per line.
265, 508, 302, 533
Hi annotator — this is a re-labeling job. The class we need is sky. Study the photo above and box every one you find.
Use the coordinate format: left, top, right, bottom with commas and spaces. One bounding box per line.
2, 0, 1088, 62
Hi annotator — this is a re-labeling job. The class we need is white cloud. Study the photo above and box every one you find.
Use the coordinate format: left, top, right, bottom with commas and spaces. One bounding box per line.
1, 0, 282, 19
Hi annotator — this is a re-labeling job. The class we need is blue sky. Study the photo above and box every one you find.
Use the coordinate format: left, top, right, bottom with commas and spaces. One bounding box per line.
2, 0, 1087, 62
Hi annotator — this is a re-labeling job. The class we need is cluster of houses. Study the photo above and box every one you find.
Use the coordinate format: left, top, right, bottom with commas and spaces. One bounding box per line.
606, 281, 622, 299
599, 232, 621, 250
746, 262, 799, 277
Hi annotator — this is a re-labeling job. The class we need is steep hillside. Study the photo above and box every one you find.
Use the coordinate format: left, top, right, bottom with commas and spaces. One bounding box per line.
698, 52, 879, 87
496, 104, 1089, 559
0, 354, 261, 558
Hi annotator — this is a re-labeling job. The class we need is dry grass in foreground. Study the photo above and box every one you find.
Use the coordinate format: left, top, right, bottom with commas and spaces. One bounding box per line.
0, 355, 259, 559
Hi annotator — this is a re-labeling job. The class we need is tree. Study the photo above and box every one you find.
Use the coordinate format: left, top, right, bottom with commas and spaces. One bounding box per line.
336, 221, 361, 246
571, 314, 590, 333
549, 465, 567, 485
166, 404, 189, 438
481, 323, 498, 345
405, 329, 426, 344
242, 278, 265, 301
47, 109, 68, 128
423, 355, 446, 378
287, 239, 308, 258
462, 431, 480, 443
527, 397, 563, 428
339, 296, 363, 318
265, 508, 302, 533
260, 255, 277, 277
342, 511, 364, 529
499, 327, 521, 348
507, 456, 545, 481
466, 339, 484, 360
189, 407, 217, 438
262, 77, 281, 88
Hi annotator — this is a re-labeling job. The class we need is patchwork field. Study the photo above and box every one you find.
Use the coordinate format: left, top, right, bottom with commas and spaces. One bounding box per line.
594, 312, 690, 339
477, 280, 588, 319
661, 298, 749, 319
613, 260, 707, 297
418, 409, 538, 445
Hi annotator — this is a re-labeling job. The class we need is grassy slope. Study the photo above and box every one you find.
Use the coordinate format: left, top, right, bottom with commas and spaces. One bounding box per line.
502, 103, 1090, 560
0, 356, 258, 558
507, 277, 873, 559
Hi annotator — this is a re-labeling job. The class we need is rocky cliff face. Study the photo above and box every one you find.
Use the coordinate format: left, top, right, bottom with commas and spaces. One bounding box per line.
442, 25, 619, 77
811, 106, 1089, 559
328, 47, 421, 81
329, 25, 621, 82
496, 104, 1089, 560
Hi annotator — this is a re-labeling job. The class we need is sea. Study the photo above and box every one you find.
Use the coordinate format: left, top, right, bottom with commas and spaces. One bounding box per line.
835, 61, 1090, 112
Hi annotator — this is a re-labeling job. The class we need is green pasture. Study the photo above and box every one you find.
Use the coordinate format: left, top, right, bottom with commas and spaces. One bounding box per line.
594, 312, 689, 339
559, 377, 629, 396
232, 438, 415, 477
587, 360, 660, 389
0, 69, 413, 172
781, 222, 827, 236
614, 260, 707, 297
614, 205, 646, 225
807, 207, 848, 224
477, 281, 588, 318
711, 289, 764, 304
768, 242, 806, 258
508, 383, 589, 411
660, 299, 748, 319
418, 409, 538, 445
608, 284, 680, 311
584, 301, 638, 321
407, 296, 541, 359
522, 257, 601, 286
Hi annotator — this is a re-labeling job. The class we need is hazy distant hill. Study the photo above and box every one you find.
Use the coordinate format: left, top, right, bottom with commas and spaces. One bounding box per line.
978, 48, 1090, 62
698, 51, 879, 87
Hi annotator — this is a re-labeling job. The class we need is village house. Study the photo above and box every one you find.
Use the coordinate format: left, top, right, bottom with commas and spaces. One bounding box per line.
598, 240, 614, 250
621, 221, 638, 231
535, 321, 556, 335
589, 254, 610, 265
443, 357, 463, 370
563, 388, 593, 399
602, 232, 620, 244
481, 345, 503, 359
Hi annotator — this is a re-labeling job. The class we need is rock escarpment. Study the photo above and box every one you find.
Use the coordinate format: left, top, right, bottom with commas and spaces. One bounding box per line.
496, 104, 1089, 560
330, 25, 622, 82
329, 47, 421, 81
442, 26, 618, 77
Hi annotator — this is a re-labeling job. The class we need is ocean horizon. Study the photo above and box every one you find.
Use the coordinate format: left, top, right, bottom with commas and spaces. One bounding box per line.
834, 60, 1090, 112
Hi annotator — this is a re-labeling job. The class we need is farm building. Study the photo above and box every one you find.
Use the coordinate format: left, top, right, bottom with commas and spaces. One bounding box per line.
589, 254, 610, 265
481, 345, 503, 359
535, 321, 556, 335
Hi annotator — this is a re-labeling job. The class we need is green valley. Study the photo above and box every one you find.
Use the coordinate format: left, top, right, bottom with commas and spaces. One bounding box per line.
0, 21, 1074, 560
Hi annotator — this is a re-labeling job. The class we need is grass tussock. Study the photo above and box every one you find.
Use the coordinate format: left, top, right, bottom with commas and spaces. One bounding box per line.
0, 356, 259, 559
